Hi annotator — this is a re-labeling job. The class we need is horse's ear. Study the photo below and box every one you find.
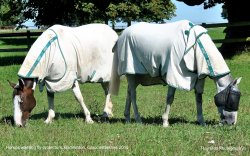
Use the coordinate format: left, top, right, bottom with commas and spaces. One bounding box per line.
233, 77, 242, 86
18, 79, 25, 90
7, 80, 16, 89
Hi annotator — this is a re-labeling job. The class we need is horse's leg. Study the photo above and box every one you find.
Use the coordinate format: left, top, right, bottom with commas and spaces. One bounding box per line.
195, 78, 206, 126
124, 85, 132, 123
162, 86, 176, 127
126, 75, 141, 123
45, 91, 55, 124
72, 81, 93, 123
102, 82, 113, 118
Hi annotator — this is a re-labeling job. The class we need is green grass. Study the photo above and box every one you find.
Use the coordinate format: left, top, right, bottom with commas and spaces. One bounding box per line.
207, 27, 226, 39
0, 28, 250, 155
0, 37, 37, 49
1, 54, 250, 155
0, 29, 40, 51
207, 27, 226, 47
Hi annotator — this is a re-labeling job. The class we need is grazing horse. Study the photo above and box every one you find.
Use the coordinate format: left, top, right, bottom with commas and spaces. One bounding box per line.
108, 20, 242, 127
9, 24, 118, 127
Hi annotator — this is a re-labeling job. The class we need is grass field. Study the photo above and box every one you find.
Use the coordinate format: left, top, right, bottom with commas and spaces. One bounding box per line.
0, 28, 250, 155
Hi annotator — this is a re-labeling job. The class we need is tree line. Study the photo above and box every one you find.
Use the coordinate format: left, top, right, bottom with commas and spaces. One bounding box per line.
0, 0, 176, 28
1, 0, 250, 57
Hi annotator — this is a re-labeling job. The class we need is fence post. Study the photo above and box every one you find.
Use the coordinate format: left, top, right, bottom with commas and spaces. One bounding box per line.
27, 30, 31, 50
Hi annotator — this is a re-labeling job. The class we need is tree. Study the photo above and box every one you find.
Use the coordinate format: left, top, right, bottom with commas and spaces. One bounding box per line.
139, 0, 176, 23
75, 0, 176, 27
115, 1, 141, 26
0, 0, 24, 27
177, 0, 250, 57
22, 0, 175, 27
1, 0, 176, 29
112, 0, 176, 26
22, 0, 78, 26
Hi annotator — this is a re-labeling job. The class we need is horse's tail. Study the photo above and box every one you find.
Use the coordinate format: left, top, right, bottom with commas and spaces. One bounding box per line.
109, 42, 120, 95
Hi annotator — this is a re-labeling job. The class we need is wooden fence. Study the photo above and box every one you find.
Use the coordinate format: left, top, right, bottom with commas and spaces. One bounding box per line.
0, 31, 42, 52
0, 22, 250, 52
201, 21, 250, 44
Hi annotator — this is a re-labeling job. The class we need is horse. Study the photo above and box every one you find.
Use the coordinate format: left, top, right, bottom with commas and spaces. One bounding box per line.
108, 20, 242, 127
8, 24, 118, 127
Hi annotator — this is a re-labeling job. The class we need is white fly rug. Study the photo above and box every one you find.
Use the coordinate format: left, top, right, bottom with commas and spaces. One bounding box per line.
115, 20, 230, 90
18, 24, 118, 92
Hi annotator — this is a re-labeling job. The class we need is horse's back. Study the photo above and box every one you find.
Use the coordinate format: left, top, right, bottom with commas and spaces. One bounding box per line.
119, 20, 190, 51
49, 24, 117, 47
71, 24, 118, 83
116, 20, 191, 77
20, 24, 118, 92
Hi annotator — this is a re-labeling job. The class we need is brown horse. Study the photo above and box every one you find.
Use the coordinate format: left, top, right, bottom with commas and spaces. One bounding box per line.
9, 24, 117, 127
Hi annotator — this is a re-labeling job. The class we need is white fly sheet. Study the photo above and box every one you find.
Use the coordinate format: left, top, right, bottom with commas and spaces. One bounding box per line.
18, 24, 118, 92
115, 20, 230, 90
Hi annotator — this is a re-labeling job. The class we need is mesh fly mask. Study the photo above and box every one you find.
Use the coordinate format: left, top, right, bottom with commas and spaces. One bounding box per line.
214, 81, 241, 112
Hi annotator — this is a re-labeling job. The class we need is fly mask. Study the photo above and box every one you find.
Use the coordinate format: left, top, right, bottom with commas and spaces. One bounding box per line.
214, 80, 241, 112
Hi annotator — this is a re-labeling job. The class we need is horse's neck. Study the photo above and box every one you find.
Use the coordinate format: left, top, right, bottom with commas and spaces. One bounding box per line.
214, 74, 233, 93
26, 79, 36, 89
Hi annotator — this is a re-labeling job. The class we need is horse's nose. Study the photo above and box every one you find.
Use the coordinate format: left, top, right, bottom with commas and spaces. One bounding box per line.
15, 123, 24, 127
15, 120, 26, 127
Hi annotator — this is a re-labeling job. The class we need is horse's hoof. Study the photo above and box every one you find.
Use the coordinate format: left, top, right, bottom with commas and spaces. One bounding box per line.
198, 121, 206, 126
103, 111, 113, 118
125, 119, 131, 124
86, 118, 94, 124
44, 119, 52, 124
200, 122, 206, 126
163, 122, 169, 128
135, 118, 142, 124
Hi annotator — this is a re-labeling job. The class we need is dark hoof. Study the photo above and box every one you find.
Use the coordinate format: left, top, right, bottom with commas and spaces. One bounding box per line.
101, 112, 110, 123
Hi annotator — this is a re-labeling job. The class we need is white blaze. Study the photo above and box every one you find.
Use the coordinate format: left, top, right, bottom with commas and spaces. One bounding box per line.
32, 81, 36, 90
14, 95, 23, 126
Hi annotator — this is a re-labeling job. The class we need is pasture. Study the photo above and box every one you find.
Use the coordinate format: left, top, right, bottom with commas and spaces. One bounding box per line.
0, 28, 250, 155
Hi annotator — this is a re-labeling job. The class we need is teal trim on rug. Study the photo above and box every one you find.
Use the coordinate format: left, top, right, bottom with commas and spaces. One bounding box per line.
88, 70, 96, 81
196, 38, 215, 76
48, 29, 68, 82
184, 22, 215, 77
26, 36, 58, 77
184, 32, 207, 55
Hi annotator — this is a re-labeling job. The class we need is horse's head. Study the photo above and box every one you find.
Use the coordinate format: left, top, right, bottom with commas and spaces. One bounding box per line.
214, 77, 242, 125
8, 78, 36, 127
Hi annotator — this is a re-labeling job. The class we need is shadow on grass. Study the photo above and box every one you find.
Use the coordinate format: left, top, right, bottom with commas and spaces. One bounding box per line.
141, 116, 189, 125
0, 113, 219, 127
30, 112, 219, 126
134, 117, 219, 126
202, 119, 219, 126
0, 115, 14, 126
29, 112, 125, 124
0, 56, 25, 66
